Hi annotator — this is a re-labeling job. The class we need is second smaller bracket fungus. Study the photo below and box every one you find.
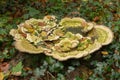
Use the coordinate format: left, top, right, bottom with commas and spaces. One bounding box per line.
10, 15, 113, 61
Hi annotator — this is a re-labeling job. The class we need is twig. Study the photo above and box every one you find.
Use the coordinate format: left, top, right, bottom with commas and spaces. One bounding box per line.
46, 71, 56, 80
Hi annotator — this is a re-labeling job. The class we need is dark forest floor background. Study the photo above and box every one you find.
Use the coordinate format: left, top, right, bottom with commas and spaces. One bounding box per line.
0, 0, 120, 80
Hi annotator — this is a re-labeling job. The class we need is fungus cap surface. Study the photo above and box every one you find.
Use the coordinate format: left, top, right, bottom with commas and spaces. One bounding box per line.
14, 39, 45, 54
94, 25, 113, 45
10, 16, 113, 61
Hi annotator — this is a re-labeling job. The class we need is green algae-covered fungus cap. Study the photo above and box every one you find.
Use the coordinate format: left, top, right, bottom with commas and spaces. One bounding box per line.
59, 17, 94, 32
14, 39, 44, 54
94, 25, 113, 45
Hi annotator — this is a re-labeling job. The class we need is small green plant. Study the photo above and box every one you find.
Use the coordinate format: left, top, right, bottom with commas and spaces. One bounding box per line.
11, 61, 23, 76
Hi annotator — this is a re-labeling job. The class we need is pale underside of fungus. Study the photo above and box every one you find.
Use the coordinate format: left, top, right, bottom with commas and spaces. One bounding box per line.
10, 15, 113, 61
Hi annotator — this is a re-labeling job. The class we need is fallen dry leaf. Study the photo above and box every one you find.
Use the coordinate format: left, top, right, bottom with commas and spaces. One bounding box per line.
93, 16, 100, 22
0, 62, 10, 73
0, 59, 4, 63
0, 72, 4, 80
23, 67, 32, 71
101, 51, 108, 55
12, 71, 22, 76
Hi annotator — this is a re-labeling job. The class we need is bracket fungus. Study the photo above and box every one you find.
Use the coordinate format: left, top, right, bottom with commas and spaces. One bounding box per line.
10, 15, 113, 61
